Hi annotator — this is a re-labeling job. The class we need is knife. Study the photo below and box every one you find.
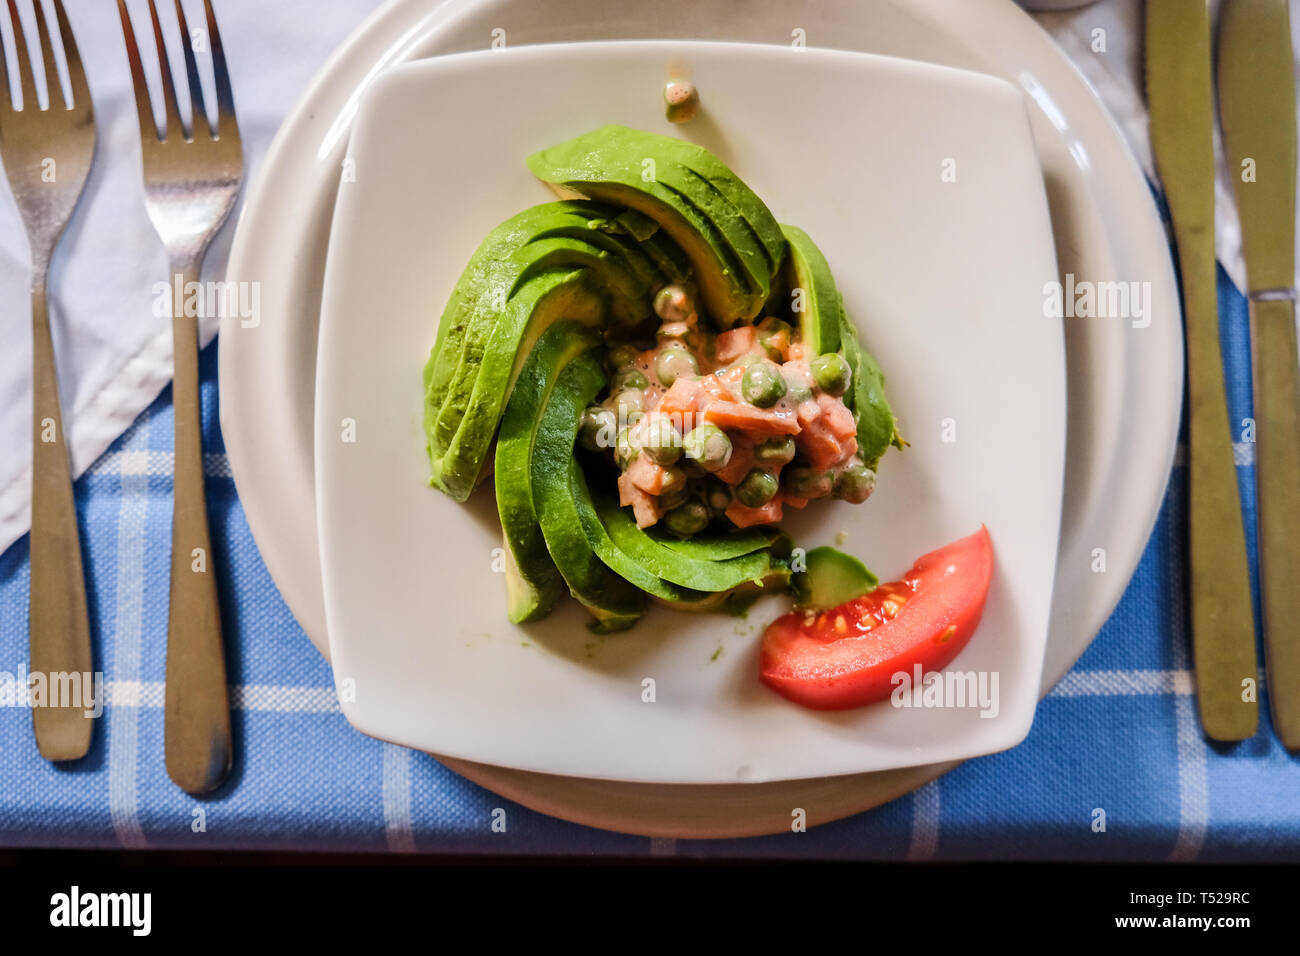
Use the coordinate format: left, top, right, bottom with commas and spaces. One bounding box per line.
1218, 0, 1300, 751
1146, 0, 1258, 740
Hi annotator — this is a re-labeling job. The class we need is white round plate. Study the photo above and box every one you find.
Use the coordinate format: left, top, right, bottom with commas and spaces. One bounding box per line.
221, 0, 1181, 837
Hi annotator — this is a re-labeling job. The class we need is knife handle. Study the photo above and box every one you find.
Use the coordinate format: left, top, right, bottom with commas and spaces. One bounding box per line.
1250, 296, 1300, 749
1182, 246, 1259, 740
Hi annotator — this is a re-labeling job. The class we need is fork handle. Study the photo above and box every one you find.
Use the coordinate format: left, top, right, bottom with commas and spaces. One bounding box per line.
164, 263, 231, 794
29, 283, 94, 761
1251, 296, 1300, 750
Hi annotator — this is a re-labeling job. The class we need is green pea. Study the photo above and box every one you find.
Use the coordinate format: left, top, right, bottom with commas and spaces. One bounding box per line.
681, 422, 733, 473
754, 436, 796, 466
614, 388, 645, 420
756, 317, 794, 360
654, 346, 699, 387
736, 469, 779, 507
607, 344, 641, 372
663, 500, 709, 538
782, 466, 833, 499
615, 427, 641, 469
834, 461, 876, 503
642, 415, 683, 465
653, 284, 694, 322
811, 352, 852, 396
659, 465, 688, 497
658, 483, 691, 511
741, 360, 788, 408
704, 481, 732, 515
614, 369, 649, 391
578, 406, 617, 452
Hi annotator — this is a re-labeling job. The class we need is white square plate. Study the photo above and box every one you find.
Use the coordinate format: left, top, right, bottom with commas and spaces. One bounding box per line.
315, 41, 1064, 784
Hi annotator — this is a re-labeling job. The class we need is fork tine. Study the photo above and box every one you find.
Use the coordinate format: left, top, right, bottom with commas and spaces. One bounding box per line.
146, 0, 185, 139
52, 0, 90, 116
31, 0, 60, 108
117, 0, 158, 140
0, 6, 12, 113
204, 0, 236, 141
173, 0, 205, 137
5, 0, 38, 110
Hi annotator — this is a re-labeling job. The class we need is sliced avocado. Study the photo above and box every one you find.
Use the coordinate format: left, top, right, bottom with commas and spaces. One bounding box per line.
527, 129, 767, 325
423, 201, 615, 424
790, 546, 879, 611
591, 490, 778, 592
424, 201, 621, 465
652, 524, 783, 561
532, 350, 647, 632
838, 304, 904, 469
779, 224, 841, 355
494, 320, 601, 622
430, 269, 605, 500
607, 210, 693, 282
566, 459, 718, 606
626, 126, 787, 275
431, 232, 651, 451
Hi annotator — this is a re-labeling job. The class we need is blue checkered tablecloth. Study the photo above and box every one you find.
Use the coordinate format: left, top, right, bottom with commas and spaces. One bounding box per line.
1, 264, 1298, 860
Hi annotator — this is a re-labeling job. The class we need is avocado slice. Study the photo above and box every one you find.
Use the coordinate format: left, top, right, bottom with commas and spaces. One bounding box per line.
423, 201, 614, 420
430, 232, 651, 451
653, 524, 783, 561
620, 125, 787, 276
790, 546, 879, 611
423, 201, 623, 466
527, 128, 768, 325
430, 269, 605, 500
531, 349, 647, 632
839, 304, 904, 469
566, 460, 720, 606
591, 490, 780, 592
779, 224, 841, 355
494, 320, 602, 622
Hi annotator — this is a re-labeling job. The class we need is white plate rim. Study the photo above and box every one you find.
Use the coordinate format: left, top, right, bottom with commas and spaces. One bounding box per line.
220, 0, 1182, 838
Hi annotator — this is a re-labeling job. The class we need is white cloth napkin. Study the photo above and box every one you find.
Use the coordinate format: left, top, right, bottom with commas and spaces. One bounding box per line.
0, 0, 1294, 555
0, 0, 387, 554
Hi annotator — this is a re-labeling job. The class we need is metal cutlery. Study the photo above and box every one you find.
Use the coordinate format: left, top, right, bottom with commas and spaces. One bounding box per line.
0, 0, 96, 761
1145, 0, 1259, 740
119, 0, 242, 794
1217, 0, 1300, 750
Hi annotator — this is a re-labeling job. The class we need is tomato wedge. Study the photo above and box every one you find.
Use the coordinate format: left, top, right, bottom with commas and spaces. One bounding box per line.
759, 526, 994, 710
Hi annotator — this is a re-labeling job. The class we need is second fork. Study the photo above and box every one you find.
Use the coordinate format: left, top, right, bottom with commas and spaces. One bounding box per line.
119, 0, 242, 795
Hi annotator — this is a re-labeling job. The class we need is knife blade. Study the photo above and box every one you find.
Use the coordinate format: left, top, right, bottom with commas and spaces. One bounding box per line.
1218, 0, 1300, 750
1146, 0, 1258, 740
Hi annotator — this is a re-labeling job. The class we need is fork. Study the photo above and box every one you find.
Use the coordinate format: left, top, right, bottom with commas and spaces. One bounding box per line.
119, 0, 241, 794
0, 0, 96, 761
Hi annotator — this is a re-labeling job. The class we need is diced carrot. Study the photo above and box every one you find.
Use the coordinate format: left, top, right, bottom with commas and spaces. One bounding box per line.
625, 456, 671, 495
718, 364, 747, 396
713, 437, 755, 485
617, 472, 639, 507
782, 492, 809, 510
797, 418, 844, 472
703, 400, 800, 436
631, 492, 661, 529
795, 398, 822, 427
725, 497, 784, 528
699, 374, 733, 403
715, 326, 756, 363
619, 472, 662, 527
818, 393, 858, 440
657, 377, 702, 423
787, 341, 807, 362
